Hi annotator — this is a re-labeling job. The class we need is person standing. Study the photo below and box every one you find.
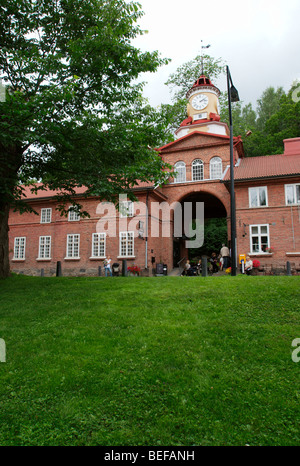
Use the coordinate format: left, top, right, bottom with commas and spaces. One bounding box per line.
220, 243, 230, 269
104, 256, 112, 277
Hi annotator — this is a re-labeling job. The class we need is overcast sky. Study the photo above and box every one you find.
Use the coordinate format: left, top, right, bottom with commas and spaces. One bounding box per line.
132, 0, 300, 110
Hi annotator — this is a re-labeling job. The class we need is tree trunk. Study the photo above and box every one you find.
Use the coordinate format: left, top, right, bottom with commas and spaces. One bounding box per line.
0, 202, 10, 279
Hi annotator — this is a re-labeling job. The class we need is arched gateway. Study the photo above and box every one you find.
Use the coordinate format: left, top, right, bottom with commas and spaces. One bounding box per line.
171, 190, 228, 267
156, 75, 243, 271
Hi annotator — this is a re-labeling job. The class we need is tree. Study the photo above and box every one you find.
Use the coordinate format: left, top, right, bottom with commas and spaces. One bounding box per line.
165, 54, 226, 102
256, 86, 286, 131
243, 84, 300, 157
188, 218, 228, 259
158, 54, 226, 137
0, 0, 170, 278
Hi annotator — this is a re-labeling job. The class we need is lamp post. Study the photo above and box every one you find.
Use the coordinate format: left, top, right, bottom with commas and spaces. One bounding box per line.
226, 66, 240, 276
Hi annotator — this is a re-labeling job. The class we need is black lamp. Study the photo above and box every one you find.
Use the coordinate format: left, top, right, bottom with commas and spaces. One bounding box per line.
226, 66, 240, 276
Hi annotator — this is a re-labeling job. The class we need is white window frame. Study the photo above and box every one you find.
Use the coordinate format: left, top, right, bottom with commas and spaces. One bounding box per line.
68, 208, 80, 222
249, 186, 268, 208
210, 157, 222, 180
119, 231, 134, 257
91, 233, 106, 258
249, 224, 270, 254
119, 200, 134, 218
38, 236, 51, 259
40, 208, 52, 224
192, 159, 204, 181
13, 237, 26, 260
174, 161, 186, 183
285, 183, 300, 205
66, 234, 80, 259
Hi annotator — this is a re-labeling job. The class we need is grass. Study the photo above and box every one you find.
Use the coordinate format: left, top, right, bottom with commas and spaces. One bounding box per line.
0, 274, 299, 446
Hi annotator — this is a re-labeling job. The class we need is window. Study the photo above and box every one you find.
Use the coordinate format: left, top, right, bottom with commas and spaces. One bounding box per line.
92, 233, 106, 258
119, 231, 134, 257
192, 159, 204, 181
249, 187, 268, 207
13, 237, 26, 260
285, 184, 300, 205
250, 224, 270, 253
41, 208, 52, 223
68, 208, 80, 221
210, 157, 222, 180
38, 236, 51, 259
119, 200, 134, 218
174, 161, 186, 183
66, 234, 80, 258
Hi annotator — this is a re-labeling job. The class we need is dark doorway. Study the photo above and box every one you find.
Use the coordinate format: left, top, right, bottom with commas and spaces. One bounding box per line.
173, 190, 228, 264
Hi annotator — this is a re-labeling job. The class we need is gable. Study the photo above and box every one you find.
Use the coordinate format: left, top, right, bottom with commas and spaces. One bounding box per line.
157, 131, 231, 154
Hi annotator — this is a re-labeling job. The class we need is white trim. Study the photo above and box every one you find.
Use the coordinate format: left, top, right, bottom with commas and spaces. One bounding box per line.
249, 224, 270, 254
248, 186, 268, 208
38, 235, 51, 260
68, 207, 80, 222
117, 256, 136, 259
66, 234, 80, 259
210, 156, 222, 180
187, 88, 220, 99
91, 232, 106, 258
285, 183, 300, 205
119, 200, 134, 218
173, 161, 186, 183
192, 159, 204, 181
40, 208, 52, 224
119, 231, 134, 257
13, 237, 26, 260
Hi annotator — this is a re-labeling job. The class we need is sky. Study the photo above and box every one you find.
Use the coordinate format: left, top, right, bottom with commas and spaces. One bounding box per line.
131, 0, 300, 110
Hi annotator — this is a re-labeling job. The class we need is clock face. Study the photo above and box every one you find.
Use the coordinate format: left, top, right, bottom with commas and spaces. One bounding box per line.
192, 94, 209, 110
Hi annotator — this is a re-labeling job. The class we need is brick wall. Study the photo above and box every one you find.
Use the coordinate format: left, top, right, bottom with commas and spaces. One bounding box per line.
8, 132, 300, 276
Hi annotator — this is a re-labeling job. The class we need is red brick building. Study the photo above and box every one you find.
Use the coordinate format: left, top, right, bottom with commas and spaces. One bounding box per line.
8, 76, 300, 276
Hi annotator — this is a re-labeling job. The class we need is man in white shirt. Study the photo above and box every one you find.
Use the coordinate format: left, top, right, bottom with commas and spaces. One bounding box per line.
220, 244, 230, 269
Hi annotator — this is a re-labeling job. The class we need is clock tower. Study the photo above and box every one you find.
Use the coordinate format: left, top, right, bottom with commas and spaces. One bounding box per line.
175, 75, 229, 139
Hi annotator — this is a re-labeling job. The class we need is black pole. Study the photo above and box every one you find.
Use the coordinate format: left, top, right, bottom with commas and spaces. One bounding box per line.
56, 261, 62, 277
227, 66, 237, 276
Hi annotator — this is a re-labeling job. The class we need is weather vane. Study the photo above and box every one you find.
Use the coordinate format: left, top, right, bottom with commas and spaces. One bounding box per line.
200, 40, 211, 75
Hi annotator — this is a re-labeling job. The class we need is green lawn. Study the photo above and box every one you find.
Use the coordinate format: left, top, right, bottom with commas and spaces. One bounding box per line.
0, 274, 299, 446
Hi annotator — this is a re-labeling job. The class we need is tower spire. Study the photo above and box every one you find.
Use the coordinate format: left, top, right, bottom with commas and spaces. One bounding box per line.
200, 41, 211, 75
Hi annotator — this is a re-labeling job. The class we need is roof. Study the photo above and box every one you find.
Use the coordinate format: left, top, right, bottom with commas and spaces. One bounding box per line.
223, 154, 300, 182
20, 184, 88, 201
19, 181, 158, 202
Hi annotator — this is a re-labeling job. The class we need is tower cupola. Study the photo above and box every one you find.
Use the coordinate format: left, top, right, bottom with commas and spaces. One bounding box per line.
175, 74, 228, 139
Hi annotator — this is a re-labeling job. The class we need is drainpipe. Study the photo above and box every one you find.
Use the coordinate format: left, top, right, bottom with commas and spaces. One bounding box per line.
145, 191, 149, 270
291, 206, 295, 249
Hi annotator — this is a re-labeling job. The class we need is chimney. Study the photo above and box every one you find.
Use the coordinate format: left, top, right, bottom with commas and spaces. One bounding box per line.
283, 137, 300, 156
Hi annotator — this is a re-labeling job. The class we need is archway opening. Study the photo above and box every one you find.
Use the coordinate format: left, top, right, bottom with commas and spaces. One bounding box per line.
173, 191, 228, 267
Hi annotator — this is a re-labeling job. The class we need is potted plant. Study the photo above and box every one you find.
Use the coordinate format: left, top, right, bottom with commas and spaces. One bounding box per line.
127, 265, 141, 276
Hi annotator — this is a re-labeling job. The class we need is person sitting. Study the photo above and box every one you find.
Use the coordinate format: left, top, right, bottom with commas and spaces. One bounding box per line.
196, 259, 202, 275
244, 256, 253, 275
181, 260, 191, 276
209, 253, 219, 273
